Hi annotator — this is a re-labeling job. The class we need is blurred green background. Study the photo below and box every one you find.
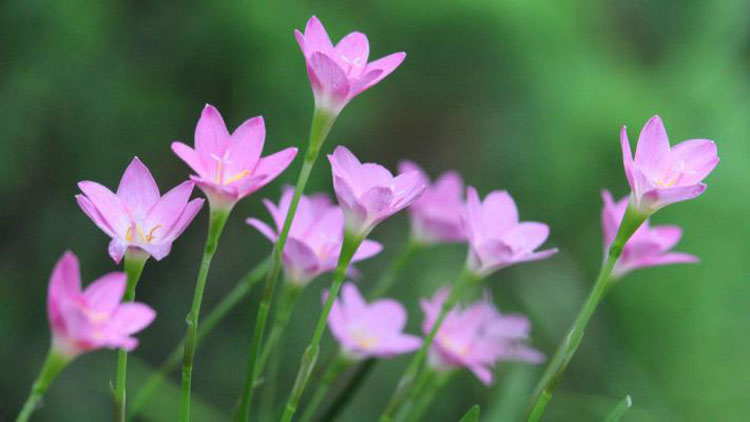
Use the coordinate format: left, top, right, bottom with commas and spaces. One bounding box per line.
1, 0, 747, 421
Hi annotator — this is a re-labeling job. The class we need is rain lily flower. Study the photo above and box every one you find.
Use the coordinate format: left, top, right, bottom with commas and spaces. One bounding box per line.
398, 160, 465, 244
328, 146, 426, 237
421, 288, 543, 385
620, 115, 718, 215
76, 157, 204, 264
601, 190, 698, 278
295, 16, 406, 116
463, 187, 557, 276
171, 104, 298, 210
327, 283, 422, 359
247, 187, 383, 285
48, 251, 156, 358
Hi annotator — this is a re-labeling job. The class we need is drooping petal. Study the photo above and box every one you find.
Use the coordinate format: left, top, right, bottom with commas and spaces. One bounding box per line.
116, 158, 160, 219
78, 181, 131, 235
468, 364, 495, 385
140, 242, 172, 261
108, 239, 128, 264
83, 272, 126, 314
643, 184, 707, 210
670, 139, 719, 185
634, 115, 671, 178
246, 218, 278, 242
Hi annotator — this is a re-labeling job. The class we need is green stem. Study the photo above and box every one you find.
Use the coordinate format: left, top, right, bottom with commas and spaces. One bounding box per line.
299, 352, 353, 422
379, 268, 481, 422
235, 107, 336, 422
129, 258, 269, 419
604, 395, 632, 422
525, 205, 646, 422
405, 370, 453, 422
179, 208, 230, 422
319, 358, 376, 421
368, 238, 421, 299
114, 249, 148, 422
281, 232, 363, 422
16, 351, 70, 422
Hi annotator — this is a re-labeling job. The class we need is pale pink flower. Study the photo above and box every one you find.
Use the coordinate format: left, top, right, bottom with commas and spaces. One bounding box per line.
421, 288, 543, 385
398, 161, 465, 244
295, 16, 406, 115
620, 115, 718, 215
171, 104, 298, 209
247, 187, 383, 284
463, 187, 556, 276
327, 283, 421, 359
47, 252, 155, 358
77, 157, 204, 264
601, 190, 698, 278
328, 146, 426, 237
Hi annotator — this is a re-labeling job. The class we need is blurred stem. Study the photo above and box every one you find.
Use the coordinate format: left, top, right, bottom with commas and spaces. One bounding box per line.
128, 258, 269, 419
281, 231, 363, 422
604, 395, 633, 422
379, 268, 481, 422
299, 352, 353, 422
525, 205, 646, 422
368, 238, 422, 299
404, 370, 453, 422
179, 208, 230, 422
235, 107, 336, 422
319, 358, 376, 421
16, 350, 70, 422
114, 249, 148, 422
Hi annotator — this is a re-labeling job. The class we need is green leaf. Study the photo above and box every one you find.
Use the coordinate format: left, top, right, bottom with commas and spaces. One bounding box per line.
604, 395, 632, 422
459, 404, 480, 422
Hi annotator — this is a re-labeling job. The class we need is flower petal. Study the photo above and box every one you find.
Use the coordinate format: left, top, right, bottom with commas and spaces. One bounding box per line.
634, 115, 671, 177
303, 16, 334, 55
83, 272, 126, 314
78, 181, 131, 235
246, 217, 278, 242
352, 239, 383, 263
109, 302, 156, 336
620, 125, 635, 192
195, 104, 230, 160
171, 142, 207, 176
227, 116, 265, 175
116, 157, 160, 219
145, 181, 194, 230
76, 194, 117, 238
360, 52, 406, 92
162, 198, 204, 242
335, 31, 370, 75
670, 139, 719, 185
237, 147, 298, 196
643, 184, 707, 210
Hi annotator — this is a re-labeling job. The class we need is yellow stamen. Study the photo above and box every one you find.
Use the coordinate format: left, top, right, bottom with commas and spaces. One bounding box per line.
145, 225, 162, 242
223, 170, 251, 185
125, 227, 134, 242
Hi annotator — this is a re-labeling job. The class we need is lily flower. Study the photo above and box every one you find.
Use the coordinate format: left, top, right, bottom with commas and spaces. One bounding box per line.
76, 157, 204, 264
171, 104, 298, 210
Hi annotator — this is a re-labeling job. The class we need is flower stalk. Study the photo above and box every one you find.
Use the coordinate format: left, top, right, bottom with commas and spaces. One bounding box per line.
525, 204, 646, 422
179, 208, 230, 422
16, 351, 70, 422
318, 358, 377, 421
299, 352, 354, 422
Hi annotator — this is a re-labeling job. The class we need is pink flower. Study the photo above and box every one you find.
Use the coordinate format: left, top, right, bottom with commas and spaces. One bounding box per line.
421, 288, 543, 385
77, 157, 204, 264
398, 161, 466, 244
328, 146, 426, 237
295, 16, 406, 115
463, 187, 557, 276
247, 187, 383, 284
601, 190, 698, 278
171, 104, 298, 209
327, 283, 421, 359
620, 115, 718, 215
47, 252, 156, 358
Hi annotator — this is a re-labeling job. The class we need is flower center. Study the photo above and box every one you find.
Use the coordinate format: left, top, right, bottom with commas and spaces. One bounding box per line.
211, 152, 251, 185
125, 224, 162, 243
439, 334, 472, 357
350, 327, 379, 350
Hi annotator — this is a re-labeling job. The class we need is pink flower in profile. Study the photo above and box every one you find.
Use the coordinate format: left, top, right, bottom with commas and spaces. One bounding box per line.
398, 161, 465, 244
247, 187, 383, 284
421, 288, 543, 385
295, 16, 406, 115
328, 146, 426, 237
77, 157, 204, 264
620, 115, 718, 215
327, 283, 421, 359
171, 104, 298, 209
463, 187, 556, 276
47, 252, 155, 358
601, 190, 698, 278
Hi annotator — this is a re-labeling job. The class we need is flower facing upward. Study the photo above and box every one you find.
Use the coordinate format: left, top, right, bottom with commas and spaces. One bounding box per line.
620, 115, 718, 215
328, 146, 426, 237
421, 288, 543, 385
398, 160, 466, 244
77, 157, 204, 264
171, 104, 298, 209
327, 283, 421, 359
601, 190, 698, 278
295, 16, 406, 115
462, 187, 557, 276
246, 187, 383, 285
47, 252, 156, 358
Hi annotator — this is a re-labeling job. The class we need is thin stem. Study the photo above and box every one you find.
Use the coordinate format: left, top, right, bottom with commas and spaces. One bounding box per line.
379, 268, 481, 422
405, 370, 453, 422
16, 351, 70, 422
179, 209, 230, 422
604, 395, 632, 422
525, 205, 646, 422
114, 250, 148, 422
319, 358, 376, 422
368, 238, 421, 299
129, 258, 269, 419
281, 232, 363, 422
235, 107, 336, 422
299, 352, 353, 422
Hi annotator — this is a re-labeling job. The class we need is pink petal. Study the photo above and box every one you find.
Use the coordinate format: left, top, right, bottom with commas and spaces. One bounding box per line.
634, 115, 671, 177
352, 240, 383, 263
670, 139, 719, 185
650, 225, 683, 251
48, 252, 82, 318
392, 171, 426, 210
504, 222, 550, 253
620, 126, 636, 192
76, 195, 117, 238
643, 184, 707, 209
367, 299, 408, 330
463, 187, 484, 242
333, 175, 366, 220
359, 186, 394, 217
78, 181, 131, 235
469, 364, 495, 385
226, 116, 265, 174
600, 190, 620, 247
284, 238, 320, 281
515, 248, 558, 264
140, 242, 172, 261
341, 282, 366, 312
116, 157, 160, 219
483, 190, 518, 235
303, 16, 334, 55
308, 52, 351, 101
242, 147, 298, 193
108, 239, 128, 264
83, 272, 126, 313
171, 142, 207, 176
247, 217, 278, 242
330, 146, 363, 184
163, 198, 204, 242
294, 29, 307, 55
335, 31, 370, 75
109, 302, 156, 335
145, 181, 194, 230
360, 52, 406, 92
194, 104, 230, 159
